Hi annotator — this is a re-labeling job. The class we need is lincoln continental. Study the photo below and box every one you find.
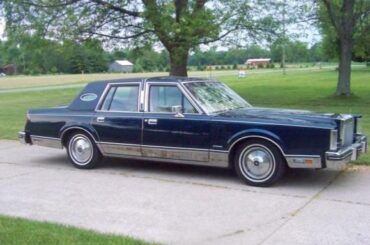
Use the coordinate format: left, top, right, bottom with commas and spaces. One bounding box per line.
19, 77, 367, 186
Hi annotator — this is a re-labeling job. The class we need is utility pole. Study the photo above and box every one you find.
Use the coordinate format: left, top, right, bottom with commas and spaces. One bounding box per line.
282, 0, 286, 75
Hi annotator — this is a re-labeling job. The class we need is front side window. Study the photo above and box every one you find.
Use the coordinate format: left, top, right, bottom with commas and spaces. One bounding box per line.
184, 81, 251, 114
149, 85, 196, 113
100, 85, 139, 112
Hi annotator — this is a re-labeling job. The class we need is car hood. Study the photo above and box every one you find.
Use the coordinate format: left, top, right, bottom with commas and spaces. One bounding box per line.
214, 107, 341, 129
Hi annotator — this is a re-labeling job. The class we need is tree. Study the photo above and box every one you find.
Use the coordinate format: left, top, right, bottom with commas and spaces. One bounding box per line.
2, 0, 266, 77
270, 38, 310, 63
319, 0, 370, 96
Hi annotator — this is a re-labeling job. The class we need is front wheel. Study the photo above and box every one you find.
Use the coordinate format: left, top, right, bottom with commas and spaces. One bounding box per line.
234, 139, 286, 187
66, 133, 101, 169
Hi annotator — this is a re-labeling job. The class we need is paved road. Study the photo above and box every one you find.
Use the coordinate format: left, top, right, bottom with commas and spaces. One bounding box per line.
1, 140, 370, 244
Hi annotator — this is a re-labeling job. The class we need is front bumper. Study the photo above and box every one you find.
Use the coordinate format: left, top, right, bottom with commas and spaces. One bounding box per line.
326, 134, 367, 169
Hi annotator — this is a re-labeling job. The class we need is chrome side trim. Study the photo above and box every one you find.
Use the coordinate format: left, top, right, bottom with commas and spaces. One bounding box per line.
96, 141, 228, 167
142, 145, 209, 162
97, 142, 141, 156
209, 151, 229, 167
30, 135, 63, 149
103, 153, 226, 168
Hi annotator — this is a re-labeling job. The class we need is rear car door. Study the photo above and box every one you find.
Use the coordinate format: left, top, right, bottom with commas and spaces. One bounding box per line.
92, 82, 143, 157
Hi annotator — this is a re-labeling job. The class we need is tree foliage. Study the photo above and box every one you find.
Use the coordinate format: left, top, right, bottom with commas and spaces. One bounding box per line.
2, 0, 312, 76
318, 0, 370, 95
0, 34, 109, 74
2, 0, 268, 76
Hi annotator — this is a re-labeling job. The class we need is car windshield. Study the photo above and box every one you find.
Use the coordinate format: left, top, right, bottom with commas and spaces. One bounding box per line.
184, 81, 251, 114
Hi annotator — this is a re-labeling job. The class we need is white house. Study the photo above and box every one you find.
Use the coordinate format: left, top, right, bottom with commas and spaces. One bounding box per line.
109, 60, 134, 73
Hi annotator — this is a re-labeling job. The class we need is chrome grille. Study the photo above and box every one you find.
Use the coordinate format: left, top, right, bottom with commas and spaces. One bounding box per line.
340, 117, 354, 147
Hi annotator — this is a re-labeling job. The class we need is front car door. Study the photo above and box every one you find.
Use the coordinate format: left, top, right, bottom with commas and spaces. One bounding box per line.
92, 82, 143, 157
142, 81, 211, 163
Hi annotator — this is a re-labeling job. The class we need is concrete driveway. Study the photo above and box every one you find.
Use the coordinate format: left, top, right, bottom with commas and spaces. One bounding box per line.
0, 140, 370, 245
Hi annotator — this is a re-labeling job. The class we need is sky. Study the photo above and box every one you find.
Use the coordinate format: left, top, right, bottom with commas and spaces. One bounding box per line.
0, 19, 4, 37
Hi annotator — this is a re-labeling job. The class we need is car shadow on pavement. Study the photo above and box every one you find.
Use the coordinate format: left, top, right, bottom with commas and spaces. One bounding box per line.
35, 154, 343, 188
99, 157, 340, 188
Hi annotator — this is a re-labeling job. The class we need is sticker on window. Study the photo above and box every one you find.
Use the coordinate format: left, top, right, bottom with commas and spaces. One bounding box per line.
80, 93, 98, 102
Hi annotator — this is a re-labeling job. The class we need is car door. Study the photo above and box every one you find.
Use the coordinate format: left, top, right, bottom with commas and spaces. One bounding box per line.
92, 82, 143, 157
142, 82, 210, 162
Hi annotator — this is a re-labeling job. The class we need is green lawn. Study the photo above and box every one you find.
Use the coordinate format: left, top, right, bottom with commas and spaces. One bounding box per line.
0, 215, 153, 245
0, 67, 369, 163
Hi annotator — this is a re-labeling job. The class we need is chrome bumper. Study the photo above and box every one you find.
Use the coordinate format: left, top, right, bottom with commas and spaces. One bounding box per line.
18, 131, 63, 149
18, 131, 29, 144
326, 134, 367, 169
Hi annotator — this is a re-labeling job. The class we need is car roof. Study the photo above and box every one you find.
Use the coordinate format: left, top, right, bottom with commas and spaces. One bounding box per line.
89, 76, 209, 86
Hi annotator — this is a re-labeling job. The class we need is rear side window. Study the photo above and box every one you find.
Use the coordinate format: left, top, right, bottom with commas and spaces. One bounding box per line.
100, 85, 139, 112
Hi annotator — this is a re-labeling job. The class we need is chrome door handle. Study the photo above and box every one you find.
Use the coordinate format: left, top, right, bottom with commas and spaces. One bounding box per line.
146, 119, 158, 125
97, 117, 105, 123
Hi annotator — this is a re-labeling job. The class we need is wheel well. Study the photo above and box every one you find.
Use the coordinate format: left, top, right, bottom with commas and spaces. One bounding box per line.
228, 137, 286, 168
61, 128, 96, 147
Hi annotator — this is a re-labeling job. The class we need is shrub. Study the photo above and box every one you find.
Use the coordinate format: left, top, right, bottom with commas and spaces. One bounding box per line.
50, 67, 58, 74
266, 63, 272, 69
133, 64, 144, 73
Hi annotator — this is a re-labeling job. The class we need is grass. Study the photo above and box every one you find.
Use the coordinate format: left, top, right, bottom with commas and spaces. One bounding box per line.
0, 215, 152, 245
0, 67, 369, 164
0, 65, 339, 90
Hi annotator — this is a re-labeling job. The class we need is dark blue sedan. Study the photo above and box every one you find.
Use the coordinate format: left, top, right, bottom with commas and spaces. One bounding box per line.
19, 76, 368, 186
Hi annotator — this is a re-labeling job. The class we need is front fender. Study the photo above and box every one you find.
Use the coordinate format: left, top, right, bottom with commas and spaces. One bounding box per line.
227, 129, 286, 154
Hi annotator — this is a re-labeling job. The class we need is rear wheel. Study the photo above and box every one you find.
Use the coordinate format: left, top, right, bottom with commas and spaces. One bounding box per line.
66, 133, 101, 169
234, 139, 286, 187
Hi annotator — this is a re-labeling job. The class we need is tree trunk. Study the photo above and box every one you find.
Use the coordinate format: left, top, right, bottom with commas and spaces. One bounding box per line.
168, 47, 189, 77
334, 0, 355, 96
336, 37, 352, 96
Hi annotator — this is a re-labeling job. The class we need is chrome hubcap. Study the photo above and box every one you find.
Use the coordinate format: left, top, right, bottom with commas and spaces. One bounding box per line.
69, 135, 93, 165
240, 145, 275, 181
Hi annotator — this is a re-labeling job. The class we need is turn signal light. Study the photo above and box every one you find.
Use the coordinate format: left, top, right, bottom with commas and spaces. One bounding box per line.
305, 159, 313, 165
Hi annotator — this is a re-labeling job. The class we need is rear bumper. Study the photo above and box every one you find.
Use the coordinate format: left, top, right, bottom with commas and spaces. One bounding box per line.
326, 134, 367, 168
18, 131, 31, 144
18, 131, 62, 149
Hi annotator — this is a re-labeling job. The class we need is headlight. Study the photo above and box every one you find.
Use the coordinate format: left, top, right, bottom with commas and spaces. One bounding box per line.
330, 129, 338, 151
357, 118, 362, 134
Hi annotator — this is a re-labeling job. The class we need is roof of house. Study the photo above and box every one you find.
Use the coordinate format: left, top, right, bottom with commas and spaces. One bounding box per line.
114, 60, 133, 66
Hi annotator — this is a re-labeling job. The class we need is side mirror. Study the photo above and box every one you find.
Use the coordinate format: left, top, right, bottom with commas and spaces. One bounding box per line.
171, 105, 184, 118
